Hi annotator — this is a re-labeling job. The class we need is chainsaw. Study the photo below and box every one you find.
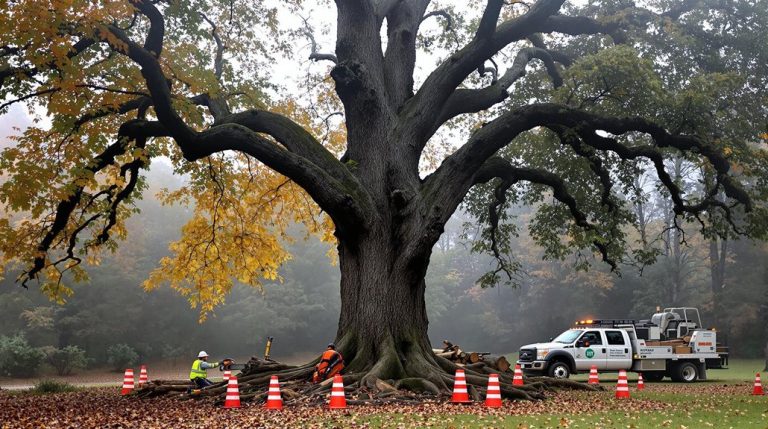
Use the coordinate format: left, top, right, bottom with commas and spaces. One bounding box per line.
219, 336, 274, 371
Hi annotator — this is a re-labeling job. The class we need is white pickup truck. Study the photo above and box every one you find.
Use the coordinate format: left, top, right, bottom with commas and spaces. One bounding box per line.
516, 307, 728, 382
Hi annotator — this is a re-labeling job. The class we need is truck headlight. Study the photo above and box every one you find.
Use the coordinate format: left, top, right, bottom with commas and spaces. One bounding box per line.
537, 349, 549, 360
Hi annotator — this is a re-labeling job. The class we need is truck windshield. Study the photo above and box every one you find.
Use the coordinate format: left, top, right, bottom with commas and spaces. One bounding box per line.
552, 330, 582, 344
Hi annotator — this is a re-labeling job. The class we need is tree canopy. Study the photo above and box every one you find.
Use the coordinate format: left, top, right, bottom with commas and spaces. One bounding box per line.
1, 0, 767, 325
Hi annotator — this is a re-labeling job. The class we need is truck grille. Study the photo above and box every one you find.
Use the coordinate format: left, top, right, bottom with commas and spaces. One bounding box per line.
518, 348, 536, 362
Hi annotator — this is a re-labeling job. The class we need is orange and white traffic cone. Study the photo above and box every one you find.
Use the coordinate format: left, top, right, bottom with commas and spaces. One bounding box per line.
484, 373, 502, 408
588, 365, 600, 385
329, 374, 347, 409
138, 365, 148, 387
121, 368, 135, 395
223, 376, 241, 408
615, 369, 630, 399
637, 373, 645, 390
265, 375, 283, 410
752, 373, 764, 396
451, 369, 471, 403
512, 364, 524, 386
222, 370, 232, 381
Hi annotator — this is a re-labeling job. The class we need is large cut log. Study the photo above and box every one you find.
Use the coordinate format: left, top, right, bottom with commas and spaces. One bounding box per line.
481, 354, 510, 372
467, 352, 491, 364
435, 351, 457, 359
433, 347, 492, 365
240, 357, 297, 375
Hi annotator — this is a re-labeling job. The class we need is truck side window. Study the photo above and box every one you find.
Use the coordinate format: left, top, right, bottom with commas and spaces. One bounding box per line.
606, 331, 625, 345
580, 331, 603, 346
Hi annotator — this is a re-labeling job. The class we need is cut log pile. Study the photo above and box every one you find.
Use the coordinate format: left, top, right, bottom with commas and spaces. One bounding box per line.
134, 347, 599, 403
135, 355, 307, 400
432, 341, 511, 373
240, 356, 296, 374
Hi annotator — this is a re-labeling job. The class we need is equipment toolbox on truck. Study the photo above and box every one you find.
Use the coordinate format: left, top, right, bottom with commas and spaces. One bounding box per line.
516, 307, 728, 382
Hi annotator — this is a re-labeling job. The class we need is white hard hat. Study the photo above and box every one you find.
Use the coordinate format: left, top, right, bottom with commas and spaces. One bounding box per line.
198, 351, 209, 358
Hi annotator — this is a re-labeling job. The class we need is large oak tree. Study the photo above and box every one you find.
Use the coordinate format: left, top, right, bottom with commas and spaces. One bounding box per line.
1, 0, 767, 395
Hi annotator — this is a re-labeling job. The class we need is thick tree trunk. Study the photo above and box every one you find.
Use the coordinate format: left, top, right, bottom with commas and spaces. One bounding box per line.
333, 229, 448, 389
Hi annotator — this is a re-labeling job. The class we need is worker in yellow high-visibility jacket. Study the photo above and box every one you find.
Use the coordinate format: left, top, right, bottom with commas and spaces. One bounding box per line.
190, 351, 219, 389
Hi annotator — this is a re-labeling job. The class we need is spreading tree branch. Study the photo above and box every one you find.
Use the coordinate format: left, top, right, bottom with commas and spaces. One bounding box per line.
301, 17, 338, 63
420, 10, 454, 31
383, 1, 431, 106
550, 126, 617, 214
423, 103, 752, 242
476, 0, 506, 40
433, 47, 563, 136
20, 120, 163, 286
485, 177, 519, 282
403, 0, 699, 152
400, 0, 566, 145
98, 2, 373, 236
0, 37, 95, 91
474, 157, 617, 269
200, 13, 226, 80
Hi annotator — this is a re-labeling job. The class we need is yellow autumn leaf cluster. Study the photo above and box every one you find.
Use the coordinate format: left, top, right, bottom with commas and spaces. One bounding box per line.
143, 153, 334, 321
0, 1, 341, 316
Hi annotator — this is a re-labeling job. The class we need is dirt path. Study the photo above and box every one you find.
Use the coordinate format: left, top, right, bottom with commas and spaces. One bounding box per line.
0, 353, 315, 390
1, 361, 196, 390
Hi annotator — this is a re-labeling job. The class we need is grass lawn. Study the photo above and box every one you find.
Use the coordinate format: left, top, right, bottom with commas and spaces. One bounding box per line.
344, 359, 768, 428
569, 358, 767, 383
358, 391, 768, 428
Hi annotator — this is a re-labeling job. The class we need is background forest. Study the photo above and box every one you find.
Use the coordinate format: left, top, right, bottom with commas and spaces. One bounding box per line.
2, 122, 766, 373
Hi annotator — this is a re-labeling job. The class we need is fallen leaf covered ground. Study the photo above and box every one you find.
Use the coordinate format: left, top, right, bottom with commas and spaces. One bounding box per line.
2, 382, 766, 428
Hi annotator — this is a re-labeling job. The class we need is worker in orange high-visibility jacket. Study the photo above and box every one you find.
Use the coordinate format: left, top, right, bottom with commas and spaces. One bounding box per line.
312, 343, 344, 383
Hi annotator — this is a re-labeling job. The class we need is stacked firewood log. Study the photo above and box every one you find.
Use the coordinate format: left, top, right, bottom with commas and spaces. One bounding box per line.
432, 340, 511, 372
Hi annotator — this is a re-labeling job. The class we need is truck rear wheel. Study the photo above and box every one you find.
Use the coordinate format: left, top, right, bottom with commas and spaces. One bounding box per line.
670, 361, 698, 382
547, 361, 571, 379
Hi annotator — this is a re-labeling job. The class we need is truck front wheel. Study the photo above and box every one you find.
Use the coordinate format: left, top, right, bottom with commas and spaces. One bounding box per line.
547, 361, 571, 379
670, 361, 698, 382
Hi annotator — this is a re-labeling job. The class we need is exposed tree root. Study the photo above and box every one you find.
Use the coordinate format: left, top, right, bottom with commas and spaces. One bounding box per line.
136, 353, 602, 404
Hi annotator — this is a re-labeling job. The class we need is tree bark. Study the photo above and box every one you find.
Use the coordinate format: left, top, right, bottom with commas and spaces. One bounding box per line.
333, 229, 449, 389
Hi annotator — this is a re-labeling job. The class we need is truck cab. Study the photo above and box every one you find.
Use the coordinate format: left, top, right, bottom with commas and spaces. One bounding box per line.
517, 326, 632, 378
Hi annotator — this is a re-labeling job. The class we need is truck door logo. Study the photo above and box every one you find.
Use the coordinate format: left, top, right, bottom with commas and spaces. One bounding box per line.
585, 349, 595, 358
